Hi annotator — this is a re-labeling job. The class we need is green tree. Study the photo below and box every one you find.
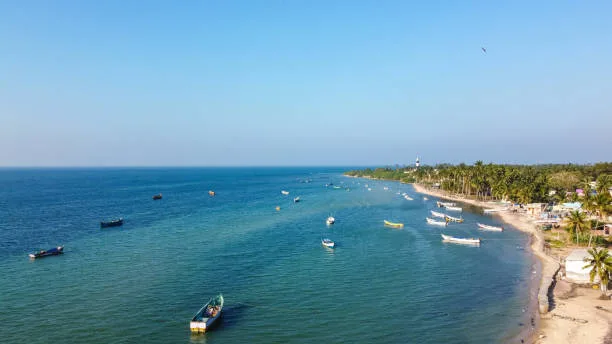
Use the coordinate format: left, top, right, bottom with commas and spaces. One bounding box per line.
565, 210, 590, 244
582, 247, 612, 297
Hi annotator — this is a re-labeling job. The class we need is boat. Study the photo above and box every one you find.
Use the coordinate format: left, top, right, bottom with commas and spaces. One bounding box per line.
404, 195, 414, 201
281, 190, 289, 195
444, 215, 464, 223
383, 220, 404, 228
208, 190, 216, 196
383, 186, 389, 190
426, 217, 448, 226
445, 206, 463, 212
293, 197, 300, 203
275, 206, 280, 211
477, 223, 504, 231
152, 193, 162, 200
423, 197, 429, 201
100, 218, 124, 228
332, 186, 341, 189
436, 201, 456, 208
326, 216, 335, 225
190, 294, 224, 333
441, 234, 480, 245
29, 246, 64, 259
322, 238, 335, 248
483, 208, 507, 213
430, 210, 446, 218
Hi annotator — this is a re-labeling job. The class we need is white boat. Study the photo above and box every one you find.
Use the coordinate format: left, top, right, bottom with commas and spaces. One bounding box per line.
383, 187, 389, 190
367, 188, 372, 191
477, 223, 503, 231
431, 210, 446, 218
483, 208, 506, 213
326, 216, 335, 225
190, 294, 224, 333
437, 201, 456, 207
293, 197, 300, 203
426, 217, 447, 226
441, 234, 480, 245
281, 190, 289, 195
321, 238, 335, 248
423, 197, 429, 201
445, 206, 462, 212
404, 195, 414, 201
444, 215, 464, 223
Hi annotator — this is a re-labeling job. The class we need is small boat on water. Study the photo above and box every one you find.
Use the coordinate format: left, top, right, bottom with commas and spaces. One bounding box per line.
208, 190, 216, 196
332, 186, 341, 189
281, 190, 290, 195
445, 206, 462, 212
404, 195, 414, 201
275, 206, 281, 211
384, 220, 404, 228
423, 197, 429, 201
100, 218, 124, 228
441, 234, 480, 245
321, 238, 335, 248
190, 294, 224, 334
293, 197, 300, 203
444, 215, 464, 223
326, 216, 335, 225
477, 223, 504, 231
437, 201, 456, 208
430, 210, 446, 218
426, 217, 448, 226
483, 208, 507, 213
152, 193, 162, 200
29, 246, 64, 259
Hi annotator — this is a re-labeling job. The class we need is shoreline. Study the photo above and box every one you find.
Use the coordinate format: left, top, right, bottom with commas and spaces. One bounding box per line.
410, 183, 612, 344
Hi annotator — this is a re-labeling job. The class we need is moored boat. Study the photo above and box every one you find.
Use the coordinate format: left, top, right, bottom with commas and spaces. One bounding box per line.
483, 208, 507, 213
441, 234, 480, 245
29, 246, 64, 259
437, 201, 456, 207
426, 217, 448, 226
281, 190, 289, 195
383, 220, 404, 228
444, 215, 464, 223
321, 238, 335, 248
430, 210, 446, 218
404, 195, 414, 201
445, 206, 462, 212
152, 193, 162, 200
477, 223, 504, 231
208, 190, 216, 196
293, 197, 300, 203
326, 216, 335, 225
100, 218, 124, 228
423, 197, 429, 200
190, 294, 224, 334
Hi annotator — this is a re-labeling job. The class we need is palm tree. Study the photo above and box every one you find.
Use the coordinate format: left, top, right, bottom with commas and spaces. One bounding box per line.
565, 210, 589, 244
583, 247, 612, 297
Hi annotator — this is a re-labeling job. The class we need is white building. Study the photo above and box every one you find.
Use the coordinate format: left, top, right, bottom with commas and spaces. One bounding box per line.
565, 248, 598, 284
415, 156, 420, 168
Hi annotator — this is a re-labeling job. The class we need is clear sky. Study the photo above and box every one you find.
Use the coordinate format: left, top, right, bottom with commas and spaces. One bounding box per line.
1, 1, 610, 167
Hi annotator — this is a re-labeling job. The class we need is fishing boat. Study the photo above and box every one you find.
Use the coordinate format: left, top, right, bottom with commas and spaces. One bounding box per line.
383, 220, 404, 228
321, 238, 335, 248
423, 197, 429, 201
441, 234, 480, 245
208, 190, 216, 196
444, 215, 464, 223
29, 246, 64, 259
430, 210, 446, 218
477, 223, 504, 231
100, 218, 123, 228
281, 190, 289, 195
190, 294, 224, 333
404, 195, 414, 201
293, 197, 300, 203
332, 186, 341, 189
436, 201, 456, 208
326, 216, 335, 225
483, 208, 507, 213
426, 217, 447, 226
152, 193, 162, 200
445, 206, 463, 212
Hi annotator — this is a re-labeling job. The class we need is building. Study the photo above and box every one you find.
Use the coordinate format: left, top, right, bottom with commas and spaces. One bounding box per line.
564, 249, 598, 284
415, 156, 420, 168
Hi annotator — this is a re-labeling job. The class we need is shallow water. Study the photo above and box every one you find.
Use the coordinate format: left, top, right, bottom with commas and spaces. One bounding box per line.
0, 168, 535, 343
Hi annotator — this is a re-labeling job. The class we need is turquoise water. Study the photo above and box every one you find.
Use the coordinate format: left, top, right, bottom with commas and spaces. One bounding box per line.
0, 168, 536, 343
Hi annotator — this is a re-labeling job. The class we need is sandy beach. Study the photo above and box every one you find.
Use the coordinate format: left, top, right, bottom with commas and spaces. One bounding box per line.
412, 183, 612, 344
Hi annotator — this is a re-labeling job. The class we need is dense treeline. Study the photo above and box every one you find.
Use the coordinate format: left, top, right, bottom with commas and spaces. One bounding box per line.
345, 162, 612, 217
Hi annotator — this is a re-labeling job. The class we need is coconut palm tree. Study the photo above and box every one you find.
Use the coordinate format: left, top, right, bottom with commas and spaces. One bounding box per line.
583, 247, 612, 297
565, 210, 589, 244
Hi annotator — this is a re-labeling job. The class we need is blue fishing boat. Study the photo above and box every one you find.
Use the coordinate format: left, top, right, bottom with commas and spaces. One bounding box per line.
152, 193, 162, 200
100, 218, 123, 228
29, 246, 64, 259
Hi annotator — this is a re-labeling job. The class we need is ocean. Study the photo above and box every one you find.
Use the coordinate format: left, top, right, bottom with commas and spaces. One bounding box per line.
0, 168, 536, 343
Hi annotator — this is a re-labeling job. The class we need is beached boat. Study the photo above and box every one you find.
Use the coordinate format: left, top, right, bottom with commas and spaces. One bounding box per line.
437, 201, 456, 208
321, 238, 335, 248
152, 193, 162, 200
441, 234, 480, 245
29, 246, 64, 259
445, 206, 463, 212
293, 197, 300, 203
190, 294, 224, 333
208, 190, 216, 196
100, 218, 123, 228
477, 223, 504, 231
426, 217, 447, 226
444, 215, 464, 223
326, 216, 335, 225
430, 210, 446, 218
404, 195, 414, 201
281, 190, 289, 195
383, 220, 404, 228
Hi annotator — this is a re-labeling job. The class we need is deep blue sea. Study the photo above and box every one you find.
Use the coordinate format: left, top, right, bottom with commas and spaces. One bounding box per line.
0, 168, 537, 343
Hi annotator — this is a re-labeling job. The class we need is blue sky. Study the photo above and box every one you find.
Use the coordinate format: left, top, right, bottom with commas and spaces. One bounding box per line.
1, 1, 610, 166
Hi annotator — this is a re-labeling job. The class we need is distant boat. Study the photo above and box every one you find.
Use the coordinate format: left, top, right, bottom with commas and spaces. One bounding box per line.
152, 193, 162, 200
483, 208, 507, 213
477, 223, 504, 232
275, 206, 281, 211
29, 246, 64, 259
423, 197, 429, 201
190, 294, 224, 334
281, 190, 289, 195
332, 186, 341, 189
404, 195, 414, 201
445, 206, 462, 212
367, 188, 372, 191
384, 220, 404, 228
426, 217, 448, 226
326, 216, 335, 225
321, 238, 335, 248
444, 215, 464, 223
437, 201, 456, 208
383, 187, 389, 190
293, 197, 300, 203
208, 190, 216, 196
441, 234, 480, 245
100, 218, 124, 228
430, 210, 446, 218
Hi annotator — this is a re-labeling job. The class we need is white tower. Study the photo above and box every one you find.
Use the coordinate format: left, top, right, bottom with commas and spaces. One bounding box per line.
415, 156, 420, 168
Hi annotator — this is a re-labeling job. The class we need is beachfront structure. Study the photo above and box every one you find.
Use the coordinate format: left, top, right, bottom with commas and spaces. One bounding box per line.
564, 249, 599, 284
525, 203, 546, 217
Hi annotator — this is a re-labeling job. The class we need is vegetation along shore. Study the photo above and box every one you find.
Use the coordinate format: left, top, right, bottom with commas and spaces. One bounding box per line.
345, 162, 612, 344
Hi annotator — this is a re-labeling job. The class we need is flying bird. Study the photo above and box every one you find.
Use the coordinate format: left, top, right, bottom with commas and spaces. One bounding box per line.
481, 47, 487, 53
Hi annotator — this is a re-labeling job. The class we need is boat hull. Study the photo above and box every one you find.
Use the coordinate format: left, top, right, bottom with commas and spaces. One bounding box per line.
29, 246, 64, 259
477, 223, 503, 231
100, 219, 123, 228
383, 220, 404, 228
441, 234, 480, 245
190, 295, 224, 334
